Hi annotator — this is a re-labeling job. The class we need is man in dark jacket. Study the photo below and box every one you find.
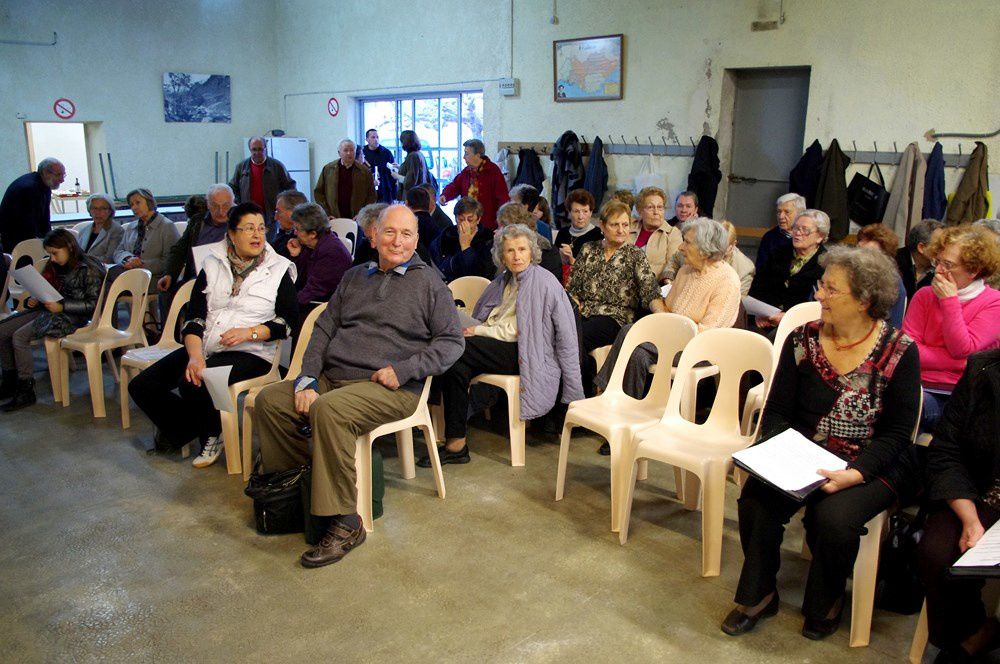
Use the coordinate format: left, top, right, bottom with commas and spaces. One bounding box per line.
271, 189, 307, 259
229, 137, 296, 227
420, 183, 453, 233
158, 183, 234, 291
314, 140, 377, 219
429, 197, 494, 282
0, 158, 65, 253
406, 187, 443, 248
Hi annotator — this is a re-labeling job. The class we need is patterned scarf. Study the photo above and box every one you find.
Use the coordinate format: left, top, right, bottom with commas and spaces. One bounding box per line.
132, 217, 149, 256
226, 236, 263, 296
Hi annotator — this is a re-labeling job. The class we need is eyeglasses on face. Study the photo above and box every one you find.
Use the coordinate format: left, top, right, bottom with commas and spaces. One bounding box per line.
791, 225, 817, 236
236, 225, 267, 235
815, 280, 846, 297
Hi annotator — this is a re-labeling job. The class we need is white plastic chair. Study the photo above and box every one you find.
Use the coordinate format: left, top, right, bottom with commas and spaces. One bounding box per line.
330, 218, 358, 257
740, 301, 822, 434
71, 220, 93, 236
119, 279, 195, 429
556, 313, 698, 531
60, 269, 151, 418
355, 376, 445, 532
240, 302, 328, 481
174, 221, 188, 236
2, 239, 48, 313
469, 373, 527, 466
590, 345, 612, 374
448, 275, 490, 312
618, 328, 774, 577
218, 339, 286, 476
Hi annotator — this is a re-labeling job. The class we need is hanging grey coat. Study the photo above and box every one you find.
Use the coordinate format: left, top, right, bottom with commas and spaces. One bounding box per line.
687, 135, 722, 217
946, 142, 989, 225
550, 131, 585, 228
513, 148, 546, 192
583, 136, 608, 210
883, 142, 926, 244
815, 139, 852, 242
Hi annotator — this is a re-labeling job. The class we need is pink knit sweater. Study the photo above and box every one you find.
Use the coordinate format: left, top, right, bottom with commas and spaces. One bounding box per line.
901, 285, 1000, 389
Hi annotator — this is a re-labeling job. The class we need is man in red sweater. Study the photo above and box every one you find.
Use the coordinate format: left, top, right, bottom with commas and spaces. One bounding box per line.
439, 139, 509, 230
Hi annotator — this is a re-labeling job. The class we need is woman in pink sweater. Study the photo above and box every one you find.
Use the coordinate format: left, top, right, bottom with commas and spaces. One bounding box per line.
902, 225, 1000, 431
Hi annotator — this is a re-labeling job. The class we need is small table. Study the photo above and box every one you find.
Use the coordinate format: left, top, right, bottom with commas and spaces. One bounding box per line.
51, 193, 90, 214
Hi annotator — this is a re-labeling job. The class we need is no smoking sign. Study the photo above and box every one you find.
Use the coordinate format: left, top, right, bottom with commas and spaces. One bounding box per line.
53, 98, 76, 120
327, 97, 340, 117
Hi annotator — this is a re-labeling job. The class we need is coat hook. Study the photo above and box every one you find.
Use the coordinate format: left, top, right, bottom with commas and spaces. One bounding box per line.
893, 141, 898, 153
634, 136, 641, 147
873, 141, 879, 156
959, 143, 963, 156
620, 134, 627, 145
607, 135, 613, 145
580, 135, 587, 145
673, 136, 681, 146
689, 136, 697, 149
852, 140, 859, 161
661, 136, 668, 149
647, 136, 653, 147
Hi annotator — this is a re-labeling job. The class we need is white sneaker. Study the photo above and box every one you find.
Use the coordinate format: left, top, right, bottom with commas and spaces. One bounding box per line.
192, 436, 224, 468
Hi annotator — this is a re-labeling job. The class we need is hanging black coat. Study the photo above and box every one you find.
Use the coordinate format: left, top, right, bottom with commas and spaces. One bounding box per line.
922, 143, 947, 220
815, 139, 851, 242
583, 136, 608, 210
513, 148, 546, 192
789, 139, 824, 208
550, 131, 585, 228
687, 135, 722, 217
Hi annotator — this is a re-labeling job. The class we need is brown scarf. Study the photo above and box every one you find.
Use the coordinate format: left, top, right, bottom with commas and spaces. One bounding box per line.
225, 236, 263, 296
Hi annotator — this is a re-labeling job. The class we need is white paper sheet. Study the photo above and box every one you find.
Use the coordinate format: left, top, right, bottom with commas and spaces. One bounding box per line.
12, 266, 62, 303
732, 428, 847, 493
742, 295, 781, 318
953, 521, 1000, 568
660, 283, 672, 298
201, 365, 234, 413
191, 243, 216, 276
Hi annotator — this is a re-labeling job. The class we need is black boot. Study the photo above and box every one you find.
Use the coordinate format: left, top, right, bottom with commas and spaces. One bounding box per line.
0, 370, 17, 400
2, 378, 36, 412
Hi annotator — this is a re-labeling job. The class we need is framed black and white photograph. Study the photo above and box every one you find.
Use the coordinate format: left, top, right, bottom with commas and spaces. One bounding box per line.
162, 72, 231, 123
553, 34, 624, 102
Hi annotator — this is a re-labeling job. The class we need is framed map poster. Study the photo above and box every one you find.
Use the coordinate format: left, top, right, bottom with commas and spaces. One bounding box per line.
553, 34, 624, 102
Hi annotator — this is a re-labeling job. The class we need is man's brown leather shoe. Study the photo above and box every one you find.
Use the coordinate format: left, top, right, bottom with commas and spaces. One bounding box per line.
300, 520, 366, 568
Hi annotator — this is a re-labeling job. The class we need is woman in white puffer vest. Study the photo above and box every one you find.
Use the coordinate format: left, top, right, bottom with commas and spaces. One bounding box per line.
129, 202, 299, 468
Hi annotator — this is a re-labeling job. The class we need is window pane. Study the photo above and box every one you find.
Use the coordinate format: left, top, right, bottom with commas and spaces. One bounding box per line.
400, 100, 413, 133
415, 98, 440, 150
440, 97, 459, 148
461, 92, 484, 145
439, 149, 461, 186
363, 101, 396, 150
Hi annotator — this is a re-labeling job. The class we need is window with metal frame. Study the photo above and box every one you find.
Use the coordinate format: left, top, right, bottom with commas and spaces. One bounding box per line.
358, 92, 483, 190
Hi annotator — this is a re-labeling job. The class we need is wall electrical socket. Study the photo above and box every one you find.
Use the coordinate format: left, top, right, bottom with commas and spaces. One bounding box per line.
499, 78, 519, 97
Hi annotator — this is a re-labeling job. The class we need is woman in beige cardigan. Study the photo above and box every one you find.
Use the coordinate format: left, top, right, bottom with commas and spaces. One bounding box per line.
629, 186, 682, 283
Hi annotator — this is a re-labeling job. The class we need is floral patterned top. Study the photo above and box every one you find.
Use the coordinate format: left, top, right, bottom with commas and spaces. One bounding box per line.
759, 320, 921, 484
567, 240, 661, 326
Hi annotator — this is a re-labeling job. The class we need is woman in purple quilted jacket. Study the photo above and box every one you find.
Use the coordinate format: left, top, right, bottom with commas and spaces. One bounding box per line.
418, 223, 584, 467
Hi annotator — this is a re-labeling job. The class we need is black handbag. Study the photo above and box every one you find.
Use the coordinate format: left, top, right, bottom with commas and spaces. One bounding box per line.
847, 162, 889, 224
874, 510, 926, 615
244, 461, 308, 535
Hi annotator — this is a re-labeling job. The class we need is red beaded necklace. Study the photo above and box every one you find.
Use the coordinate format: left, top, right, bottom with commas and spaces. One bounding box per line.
831, 319, 880, 351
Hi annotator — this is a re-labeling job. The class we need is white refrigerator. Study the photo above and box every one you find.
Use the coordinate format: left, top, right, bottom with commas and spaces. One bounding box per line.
244, 137, 312, 202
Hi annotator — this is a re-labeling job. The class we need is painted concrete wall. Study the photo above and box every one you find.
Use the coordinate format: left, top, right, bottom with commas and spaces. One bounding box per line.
3, 0, 995, 217
276, 0, 998, 222
0, 0, 280, 199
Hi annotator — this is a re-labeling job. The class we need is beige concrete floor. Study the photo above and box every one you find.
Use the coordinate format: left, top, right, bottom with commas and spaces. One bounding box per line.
0, 367, 933, 663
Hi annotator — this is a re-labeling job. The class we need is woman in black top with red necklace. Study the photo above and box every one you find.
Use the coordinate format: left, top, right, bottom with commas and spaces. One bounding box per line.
722, 246, 921, 641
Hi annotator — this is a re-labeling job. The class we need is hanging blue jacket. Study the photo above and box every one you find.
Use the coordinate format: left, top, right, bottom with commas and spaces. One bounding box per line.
923, 143, 947, 220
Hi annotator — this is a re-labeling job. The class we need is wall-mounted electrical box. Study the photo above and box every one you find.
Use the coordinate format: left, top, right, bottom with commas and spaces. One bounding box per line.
499, 78, 519, 97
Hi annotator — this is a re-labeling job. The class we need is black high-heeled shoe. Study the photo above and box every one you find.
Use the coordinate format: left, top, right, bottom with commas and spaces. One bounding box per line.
721, 592, 779, 636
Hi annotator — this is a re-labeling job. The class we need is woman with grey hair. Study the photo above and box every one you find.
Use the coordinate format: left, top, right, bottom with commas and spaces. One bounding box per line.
286, 202, 352, 309
353, 202, 389, 266
78, 193, 123, 264
748, 208, 829, 329
723, 245, 919, 641
496, 201, 562, 282
594, 216, 742, 400
418, 223, 583, 468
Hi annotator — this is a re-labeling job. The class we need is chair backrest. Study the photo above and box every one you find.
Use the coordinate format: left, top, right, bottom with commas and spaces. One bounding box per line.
772, 301, 821, 370
604, 313, 698, 405
11, 238, 47, 267
448, 276, 491, 311
286, 302, 328, 380
330, 218, 358, 255
154, 278, 196, 348
66, 228, 80, 240
72, 220, 93, 235
81, 269, 111, 332
97, 269, 151, 333
174, 221, 188, 236
663, 328, 774, 435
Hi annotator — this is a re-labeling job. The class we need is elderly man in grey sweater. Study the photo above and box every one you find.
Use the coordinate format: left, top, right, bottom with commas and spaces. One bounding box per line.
254, 205, 463, 568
